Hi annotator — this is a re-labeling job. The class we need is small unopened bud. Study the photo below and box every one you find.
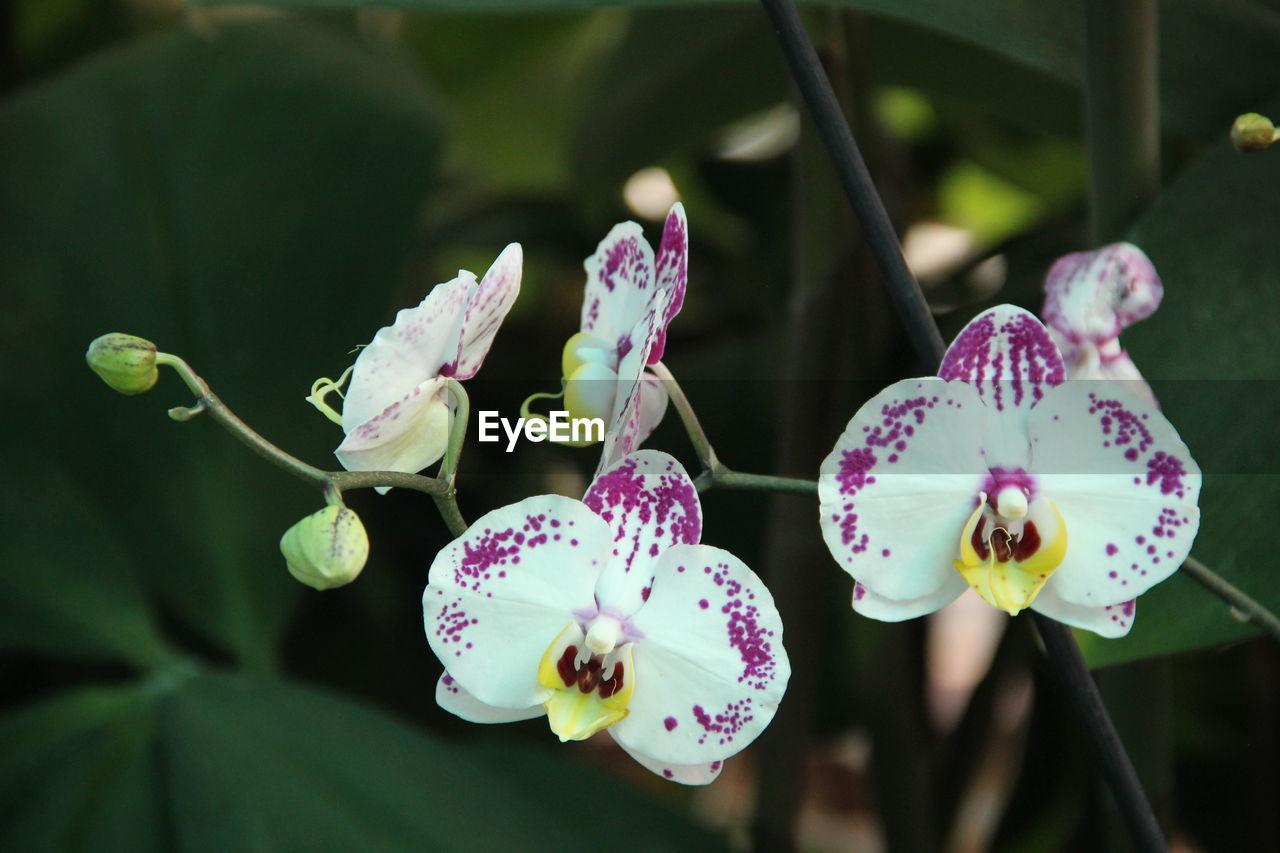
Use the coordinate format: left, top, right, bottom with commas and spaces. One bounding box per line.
1230, 113, 1278, 153
280, 505, 369, 590
85, 333, 159, 395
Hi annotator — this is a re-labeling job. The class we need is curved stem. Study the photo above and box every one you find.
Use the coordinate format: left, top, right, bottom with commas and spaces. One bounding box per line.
651, 362, 816, 497
154, 352, 453, 502
1181, 556, 1280, 643
157, 353, 330, 489
648, 362, 719, 471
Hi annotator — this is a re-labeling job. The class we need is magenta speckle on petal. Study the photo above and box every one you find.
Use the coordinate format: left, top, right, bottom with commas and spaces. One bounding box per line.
664, 716, 678, 731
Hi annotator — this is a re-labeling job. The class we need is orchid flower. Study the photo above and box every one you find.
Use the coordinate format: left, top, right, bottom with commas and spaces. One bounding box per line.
308, 245, 522, 484
524, 204, 687, 473
423, 450, 789, 784
818, 305, 1201, 637
1041, 242, 1162, 402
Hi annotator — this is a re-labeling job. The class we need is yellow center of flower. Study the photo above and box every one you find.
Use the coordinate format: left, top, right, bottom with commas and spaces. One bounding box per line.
519, 332, 620, 446
952, 490, 1068, 615
537, 621, 634, 741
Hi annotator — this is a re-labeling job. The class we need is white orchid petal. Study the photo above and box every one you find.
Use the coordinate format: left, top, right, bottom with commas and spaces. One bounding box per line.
819, 378, 989, 601
939, 305, 1067, 406
1027, 381, 1201, 607
1042, 243, 1162, 345
1032, 587, 1137, 638
423, 495, 613, 708
596, 289, 671, 474
581, 222, 657, 347
648, 203, 688, 364
612, 544, 789, 766
342, 276, 472, 430
585, 451, 702, 618
634, 374, 670, 447
436, 672, 545, 723
850, 574, 968, 621
335, 377, 451, 482
448, 243, 523, 380
610, 732, 725, 785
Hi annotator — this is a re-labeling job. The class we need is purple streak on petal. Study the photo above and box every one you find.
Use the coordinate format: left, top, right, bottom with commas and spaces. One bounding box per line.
649, 203, 688, 364
939, 306, 1065, 410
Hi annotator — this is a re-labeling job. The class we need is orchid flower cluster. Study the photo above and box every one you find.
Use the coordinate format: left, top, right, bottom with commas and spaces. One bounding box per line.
87, 193, 1202, 785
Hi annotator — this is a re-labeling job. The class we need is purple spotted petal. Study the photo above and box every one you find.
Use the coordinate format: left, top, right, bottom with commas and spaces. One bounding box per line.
585, 450, 702, 617
423, 495, 613, 709
850, 574, 968, 622
1032, 588, 1137, 638
647, 203, 688, 364
596, 289, 670, 475
1027, 381, 1201, 607
341, 275, 470, 431
436, 673, 545, 723
1041, 243, 1162, 347
581, 222, 656, 351
613, 544, 789, 766
818, 378, 989, 602
938, 305, 1066, 413
446, 243, 523, 380
611, 733, 725, 785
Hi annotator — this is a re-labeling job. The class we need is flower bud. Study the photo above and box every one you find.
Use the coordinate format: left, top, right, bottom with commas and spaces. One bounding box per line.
1230, 113, 1277, 153
85, 333, 159, 395
280, 505, 369, 590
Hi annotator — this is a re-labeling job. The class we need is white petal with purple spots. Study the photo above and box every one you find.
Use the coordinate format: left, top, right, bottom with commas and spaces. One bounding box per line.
424, 495, 613, 708
447, 243, 523, 380
611, 734, 725, 785
648, 203, 688, 364
1027, 381, 1201, 606
850, 574, 968, 622
819, 378, 989, 601
436, 673, 545, 723
614, 544, 789, 765
1032, 587, 1136, 638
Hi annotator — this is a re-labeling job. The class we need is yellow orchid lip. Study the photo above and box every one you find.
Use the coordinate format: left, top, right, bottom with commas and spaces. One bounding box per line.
537, 623, 635, 742
953, 495, 1067, 615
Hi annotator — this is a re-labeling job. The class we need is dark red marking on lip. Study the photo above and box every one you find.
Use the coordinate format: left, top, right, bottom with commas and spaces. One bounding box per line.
990, 528, 1014, 563
1014, 522, 1041, 562
556, 645, 579, 688
971, 516, 991, 561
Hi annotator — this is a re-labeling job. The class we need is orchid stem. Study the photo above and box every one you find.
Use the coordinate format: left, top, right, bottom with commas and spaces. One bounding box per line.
1181, 556, 1280, 643
757, 0, 945, 368
651, 362, 817, 497
757, 1, 1168, 849
1032, 613, 1167, 852
153, 352, 452, 502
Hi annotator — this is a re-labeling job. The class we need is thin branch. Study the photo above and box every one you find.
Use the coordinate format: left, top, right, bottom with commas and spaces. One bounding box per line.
652, 362, 817, 497
1181, 556, 1280, 643
757, 0, 944, 368
154, 352, 453, 503
1031, 614, 1167, 853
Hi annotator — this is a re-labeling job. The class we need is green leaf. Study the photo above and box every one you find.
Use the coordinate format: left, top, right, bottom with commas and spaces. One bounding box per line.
1078, 129, 1280, 667
0, 19, 444, 670
190, 0, 1280, 142
0, 672, 731, 851
0, 464, 177, 669
0, 685, 163, 852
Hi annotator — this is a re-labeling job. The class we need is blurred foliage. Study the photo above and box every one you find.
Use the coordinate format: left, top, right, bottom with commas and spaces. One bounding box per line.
3, 0, 1280, 850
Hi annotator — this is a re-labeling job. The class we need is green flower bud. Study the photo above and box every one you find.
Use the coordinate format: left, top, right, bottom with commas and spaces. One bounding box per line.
85, 333, 159, 395
1230, 113, 1277, 153
280, 505, 369, 590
